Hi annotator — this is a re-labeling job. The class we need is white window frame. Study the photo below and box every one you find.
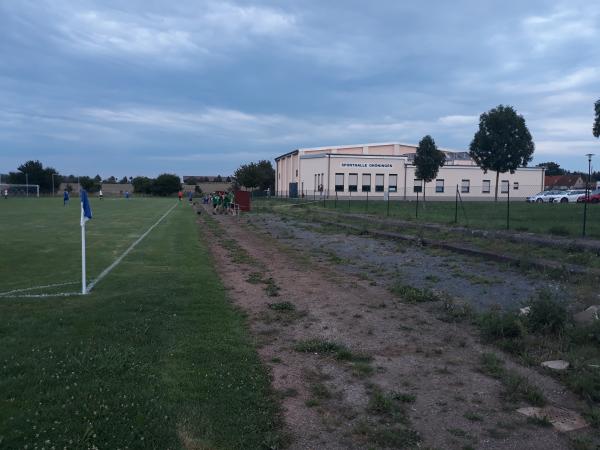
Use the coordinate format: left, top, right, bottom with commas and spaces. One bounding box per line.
362, 174, 371, 192
461, 179, 470, 193
388, 174, 398, 192
375, 174, 384, 192
335, 173, 344, 192
482, 180, 490, 193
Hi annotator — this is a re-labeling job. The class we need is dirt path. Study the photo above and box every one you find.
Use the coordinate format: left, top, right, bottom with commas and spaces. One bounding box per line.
198, 209, 589, 449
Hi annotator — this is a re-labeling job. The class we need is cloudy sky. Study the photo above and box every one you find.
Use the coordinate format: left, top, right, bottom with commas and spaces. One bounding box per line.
1, 0, 599, 177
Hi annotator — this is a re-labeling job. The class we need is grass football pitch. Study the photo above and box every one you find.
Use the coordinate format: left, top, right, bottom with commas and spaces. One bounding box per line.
0, 197, 282, 449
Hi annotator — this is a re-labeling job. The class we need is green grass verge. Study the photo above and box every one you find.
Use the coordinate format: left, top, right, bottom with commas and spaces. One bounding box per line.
0, 198, 284, 449
253, 197, 600, 239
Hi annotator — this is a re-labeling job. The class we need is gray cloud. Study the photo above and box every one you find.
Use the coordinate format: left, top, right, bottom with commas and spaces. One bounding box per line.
0, 0, 599, 176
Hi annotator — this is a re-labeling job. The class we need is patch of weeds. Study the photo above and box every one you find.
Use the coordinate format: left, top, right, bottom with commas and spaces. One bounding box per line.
479, 353, 546, 406
527, 290, 569, 335
583, 407, 600, 428
270, 357, 282, 363
464, 411, 483, 422
566, 368, 600, 403
480, 352, 505, 378
352, 361, 374, 378
526, 415, 552, 427
479, 310, 525, 341
439, 298, 474, 323
435, 365, 452, 375
353, 420, 420, 449
305, 398, 320, 407
268, 301, 295, 311
502, 372, 546, 406
246, 272, 264, 284
447, 427, 470, 438
264, 278, 281, 297
389, 282, 439, 303
294, 339, 371, 362
310, 382, 332, 400
569, 436, 595, 450
425, 274, 441, 283
393, 392, 416, 403
276, 387, 299, 399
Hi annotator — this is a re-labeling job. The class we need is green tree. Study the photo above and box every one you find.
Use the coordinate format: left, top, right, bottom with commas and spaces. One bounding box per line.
234, 163, 260, 189
151, 174, 181, 196
234, 160, 274, 191
79, 176, 101, 193
119, 176, 129, 184
536, 161, 564, 176
8, 160, 60, 193
469, 105, 535, 200
132, 176, 153, 194
414, 135, 445, 201
594, 98, 600, 138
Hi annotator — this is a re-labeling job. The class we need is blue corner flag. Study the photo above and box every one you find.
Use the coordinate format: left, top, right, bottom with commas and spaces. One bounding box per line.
80, 189, 92, 226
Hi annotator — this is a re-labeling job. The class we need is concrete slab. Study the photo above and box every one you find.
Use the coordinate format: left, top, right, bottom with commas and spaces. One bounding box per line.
541, 360, 570, 371
517, 406, 588, 432
573, 305, 599, 325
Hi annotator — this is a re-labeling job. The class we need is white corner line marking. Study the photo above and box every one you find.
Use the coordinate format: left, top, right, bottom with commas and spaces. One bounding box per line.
0, 281, 79, 297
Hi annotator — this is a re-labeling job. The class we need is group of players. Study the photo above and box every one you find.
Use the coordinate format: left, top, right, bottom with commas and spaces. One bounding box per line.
204, 191, 236, 215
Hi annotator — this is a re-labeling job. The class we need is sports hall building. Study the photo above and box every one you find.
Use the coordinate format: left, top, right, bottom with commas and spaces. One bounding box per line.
275, 142, 545, 200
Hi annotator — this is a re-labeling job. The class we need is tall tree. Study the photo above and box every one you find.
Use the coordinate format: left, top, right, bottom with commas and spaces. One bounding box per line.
536, 161, 564, 176
414, 135, 446, 201
234, 160, 275, 191
151, 174, 181, 196
469, 105, 535, 200
8, 160, 60, 193
594, 98, 600, 138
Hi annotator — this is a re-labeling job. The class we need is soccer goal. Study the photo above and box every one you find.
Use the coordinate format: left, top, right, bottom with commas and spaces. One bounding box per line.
0, 183, 40, 197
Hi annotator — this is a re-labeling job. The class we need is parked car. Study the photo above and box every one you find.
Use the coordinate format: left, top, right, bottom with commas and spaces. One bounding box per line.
576, 189, 600, 203
526, 190, 564, 203
548, 190, 587, 203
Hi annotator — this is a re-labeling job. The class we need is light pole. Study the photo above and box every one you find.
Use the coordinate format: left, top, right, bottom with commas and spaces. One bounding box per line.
583, 153, 594, 237
25, 173, 29, 197
52, 173, 55, 196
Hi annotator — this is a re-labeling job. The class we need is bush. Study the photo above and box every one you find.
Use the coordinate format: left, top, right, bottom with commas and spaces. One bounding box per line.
569, 320, 600, 346
527, 291, 569, 334
479, 310, 525, 341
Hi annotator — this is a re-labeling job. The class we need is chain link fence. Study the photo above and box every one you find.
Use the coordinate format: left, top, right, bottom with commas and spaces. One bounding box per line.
251, 185, 600, 239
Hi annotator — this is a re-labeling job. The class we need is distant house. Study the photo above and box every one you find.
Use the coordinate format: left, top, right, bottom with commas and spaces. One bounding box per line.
544, 175, 586, 190
183, 175, 233, 193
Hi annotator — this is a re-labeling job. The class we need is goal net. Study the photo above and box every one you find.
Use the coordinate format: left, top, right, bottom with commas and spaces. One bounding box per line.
0, 183, 40, 197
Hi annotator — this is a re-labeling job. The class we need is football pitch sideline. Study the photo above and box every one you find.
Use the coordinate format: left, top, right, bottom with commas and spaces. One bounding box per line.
0, 198, 283, 449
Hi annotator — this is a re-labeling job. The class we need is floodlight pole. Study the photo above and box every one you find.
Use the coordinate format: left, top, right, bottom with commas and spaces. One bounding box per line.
26, 173, 29, 197
582, 153, 594, 237
52, 173, 55, 196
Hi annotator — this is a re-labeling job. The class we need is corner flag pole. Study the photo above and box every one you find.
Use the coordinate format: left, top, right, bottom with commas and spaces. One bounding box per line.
81, 204, 87, 294
80, 190, 92, 295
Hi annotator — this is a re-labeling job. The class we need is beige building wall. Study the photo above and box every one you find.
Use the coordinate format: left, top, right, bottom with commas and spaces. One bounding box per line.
275, 142, 545, 199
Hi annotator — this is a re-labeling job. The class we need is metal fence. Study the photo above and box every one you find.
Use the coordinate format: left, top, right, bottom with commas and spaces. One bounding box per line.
251, 185, 600, 239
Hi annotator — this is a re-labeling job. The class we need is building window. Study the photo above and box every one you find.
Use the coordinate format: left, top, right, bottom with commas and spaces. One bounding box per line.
295, 169, 298, 177
501, 180, 509, 193
348, 173, 358, 192
436, 179, 444, 193
482, 180, 490, 193
335, 173, 344, 192
513, 182, 519, 190
461, 179, 470, 193
375, 174, 384, 192
389, 174, 398, 192
362, 174, 371, 192
414, 179, 422, 193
